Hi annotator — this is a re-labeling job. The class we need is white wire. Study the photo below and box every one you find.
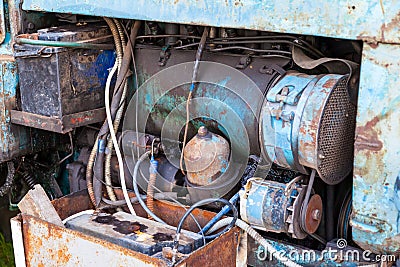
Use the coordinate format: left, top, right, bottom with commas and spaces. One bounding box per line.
131, 147, 206, 245
105, 61, 136, 216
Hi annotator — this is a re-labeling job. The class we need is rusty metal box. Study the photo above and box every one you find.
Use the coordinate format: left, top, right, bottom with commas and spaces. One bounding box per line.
14, 24, 115, 117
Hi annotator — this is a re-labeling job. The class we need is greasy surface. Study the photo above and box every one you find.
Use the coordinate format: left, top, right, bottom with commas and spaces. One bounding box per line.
351, 43, 400, 254
65, 211, 202, 255
22, 0, 400, 44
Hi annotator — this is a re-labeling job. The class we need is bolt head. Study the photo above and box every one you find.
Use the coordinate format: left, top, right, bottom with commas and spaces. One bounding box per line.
197, 126, 208, 137
312, 209, 321, 220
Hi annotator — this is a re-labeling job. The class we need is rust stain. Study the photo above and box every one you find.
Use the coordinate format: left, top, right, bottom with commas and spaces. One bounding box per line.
20, 189, 238, 266
354, 116, 383, 152
322, 78, 338, 89
70, 116, 89, 124
381, 11, 400, 41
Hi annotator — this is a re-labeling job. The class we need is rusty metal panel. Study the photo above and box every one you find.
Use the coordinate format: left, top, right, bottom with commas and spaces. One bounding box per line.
10, 108, 106, 134
22, 214, 164, 267
351, 42, 400, 254
22, 0, 400, 44
16, 190, 239, 266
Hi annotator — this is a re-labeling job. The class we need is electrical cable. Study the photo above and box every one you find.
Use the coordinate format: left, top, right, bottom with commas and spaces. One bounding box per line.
209, 46, 292, 54
103, 17, 124, 204
132, 150, 206, 246
86, 136, 99, 206
105, 59, 136, 215
132, 147, 206, 247
146, 139, 158, 219
174, 39, 321, 58
136, 34, 201, 39
172, 198, 238, 262
132, 151, 165, 223
179, 27, 209, 175
15, 37, 114, 50
200, 192, 240, 234
206, 218, 302, 267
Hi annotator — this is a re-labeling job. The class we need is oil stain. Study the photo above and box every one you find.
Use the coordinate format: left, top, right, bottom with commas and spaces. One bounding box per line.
93, 215, 148, 235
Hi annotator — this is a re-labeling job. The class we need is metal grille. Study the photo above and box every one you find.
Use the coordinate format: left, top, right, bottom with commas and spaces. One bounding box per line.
317, 78, 356, 184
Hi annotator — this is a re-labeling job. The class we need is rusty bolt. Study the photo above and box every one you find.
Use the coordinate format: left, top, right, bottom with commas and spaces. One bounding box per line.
312, 209, 321, 220
197, 126, 208, 137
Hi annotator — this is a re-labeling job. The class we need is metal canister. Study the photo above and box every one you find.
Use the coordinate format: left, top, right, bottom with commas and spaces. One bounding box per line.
184, 126, 230, 186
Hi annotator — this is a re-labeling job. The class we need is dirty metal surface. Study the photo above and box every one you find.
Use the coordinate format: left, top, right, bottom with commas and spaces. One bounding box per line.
10, 108, 106, 134
130, 48, 286, 155
65, 211, 203, 255
351, 42, 400, 254
0, 0, 62, 162
22, 214, 165, 267
19, 189, 239, 266
184, 127, 230, 186
22, 0, 400, 44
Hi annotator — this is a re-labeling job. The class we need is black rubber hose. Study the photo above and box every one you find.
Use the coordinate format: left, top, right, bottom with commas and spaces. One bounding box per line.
93, 151, 105, 206
173, 198, 238, 249
0, 162, 15, 197
326, 184, 335, 241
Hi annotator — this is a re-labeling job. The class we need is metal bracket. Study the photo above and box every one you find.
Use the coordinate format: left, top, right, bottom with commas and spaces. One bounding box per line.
235, 56, 252, 69
158, 46, 171, 66
271, 86, 289, 120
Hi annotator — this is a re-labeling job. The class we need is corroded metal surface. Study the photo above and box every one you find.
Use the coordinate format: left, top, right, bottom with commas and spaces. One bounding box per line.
261, 73, 355, 184
15, 190, 239, 266
10, 108, 106, 134
22, 214, 165, 267
351, 42, 400, 254
184, 127, 230, 186
22, 0, 400, 44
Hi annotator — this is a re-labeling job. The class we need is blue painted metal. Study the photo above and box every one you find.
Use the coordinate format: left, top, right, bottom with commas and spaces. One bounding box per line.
0, 0, 30, 161
12, 0, 400, 257
262, 73, 318, 174
351, 42, 400, 254
22, 0, 400, 44
261, 72, 354, 185
0, 0, 60, 162
200, 192, 240, 235
240, 178, 299, 234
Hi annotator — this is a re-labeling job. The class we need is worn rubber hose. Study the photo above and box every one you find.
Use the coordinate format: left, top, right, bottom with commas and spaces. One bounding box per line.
146, 158, 158, 219
97, 20, 142, 138
103, 17, 124, 204
133, 152, 166, 224
206, 218, 302, 267
86, 136, 99, 206
0, 162, 15, 197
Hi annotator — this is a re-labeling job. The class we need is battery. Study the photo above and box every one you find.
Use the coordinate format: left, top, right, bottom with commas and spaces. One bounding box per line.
14, 23, 115, 117
65, 211, 203, 256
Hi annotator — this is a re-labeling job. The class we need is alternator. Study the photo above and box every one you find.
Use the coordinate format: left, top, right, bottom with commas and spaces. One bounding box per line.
240, 177, 322, 239
260, 71, 356, 184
